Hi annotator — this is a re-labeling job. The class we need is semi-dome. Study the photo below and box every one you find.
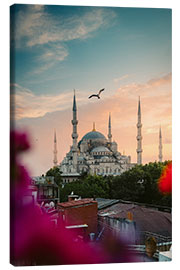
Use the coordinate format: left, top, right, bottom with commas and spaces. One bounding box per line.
91, 146, 110, 153
81, 131, 106, 141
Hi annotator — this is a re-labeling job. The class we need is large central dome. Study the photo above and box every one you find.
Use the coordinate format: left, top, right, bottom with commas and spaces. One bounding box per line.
81, 131, 106, 141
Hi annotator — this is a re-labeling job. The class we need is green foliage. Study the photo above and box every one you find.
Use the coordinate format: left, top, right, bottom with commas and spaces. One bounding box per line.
111, 161, 171, 206
46, 167, 62, 186
59, 174, 110, 202
58, 161, 172, 207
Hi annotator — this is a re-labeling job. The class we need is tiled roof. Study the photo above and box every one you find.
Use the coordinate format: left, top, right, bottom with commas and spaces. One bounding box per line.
58, 198, 97, 208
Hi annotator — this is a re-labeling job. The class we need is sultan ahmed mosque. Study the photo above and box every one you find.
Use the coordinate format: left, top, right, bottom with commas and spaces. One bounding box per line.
54, 92, 149, 184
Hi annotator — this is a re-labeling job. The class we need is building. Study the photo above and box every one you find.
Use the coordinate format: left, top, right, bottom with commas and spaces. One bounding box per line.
97, 199, 172, 245
57, 196, 98, 237
32, 176, 59, 205
59, 92, 137, 183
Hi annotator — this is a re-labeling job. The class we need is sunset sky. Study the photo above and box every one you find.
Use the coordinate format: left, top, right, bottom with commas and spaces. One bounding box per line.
10, 4, 172, 176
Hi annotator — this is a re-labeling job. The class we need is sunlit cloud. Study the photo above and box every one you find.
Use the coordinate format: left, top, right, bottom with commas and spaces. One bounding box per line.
12, 73, 172, 122
147, 73, 172, 87
115, 73, 172, 98
114, 74, 129, 83
10, 83, 90, 120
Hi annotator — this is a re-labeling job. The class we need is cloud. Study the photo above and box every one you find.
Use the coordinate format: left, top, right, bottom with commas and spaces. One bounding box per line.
33, 44, 69, 74
10, 83, 89, 120
12, 6, 116, 47
12, 72, 172, 121
11, 5, 116, 73
114, 74, 129, 83
147, 73, 172, 87
115, 72, 172, 98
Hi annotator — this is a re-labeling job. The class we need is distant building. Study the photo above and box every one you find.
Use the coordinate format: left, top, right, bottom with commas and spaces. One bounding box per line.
32, 176, 59, 205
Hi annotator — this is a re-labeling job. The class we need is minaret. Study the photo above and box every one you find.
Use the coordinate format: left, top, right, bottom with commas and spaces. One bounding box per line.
71, 90, 78, 171
136, 96, 143, 165
53, 130, 58, 167
159, 126, 163, 162
108, 113, 112, 143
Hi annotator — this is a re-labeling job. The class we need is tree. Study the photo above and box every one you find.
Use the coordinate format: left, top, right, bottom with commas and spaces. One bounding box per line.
46, 167, 62, 186
111, 161, 171, 207
54, 161, 172, 207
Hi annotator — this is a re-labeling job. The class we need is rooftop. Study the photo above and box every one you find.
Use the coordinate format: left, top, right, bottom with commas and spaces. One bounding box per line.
98, 201, 171, 237
58, 198, 97, 208
96, 198, 120, 210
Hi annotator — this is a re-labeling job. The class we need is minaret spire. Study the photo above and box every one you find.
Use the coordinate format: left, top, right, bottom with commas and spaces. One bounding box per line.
136, 96, 143, 165
53, 129, 58, 167
159, 126, 163, 162
71, 90, 78, 171
108, 112, 112, 143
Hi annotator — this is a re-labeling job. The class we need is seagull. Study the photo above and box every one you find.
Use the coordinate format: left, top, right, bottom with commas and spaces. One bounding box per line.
88, 88, 105, 99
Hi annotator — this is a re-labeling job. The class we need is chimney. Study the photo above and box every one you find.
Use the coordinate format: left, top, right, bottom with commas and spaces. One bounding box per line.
127, 211, 133, 221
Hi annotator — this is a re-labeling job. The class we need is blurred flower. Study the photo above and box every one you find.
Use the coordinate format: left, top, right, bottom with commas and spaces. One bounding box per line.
10, 130, 137, 266
158, 162, 172, 194
11, 207, 105, 266
10, 130, 30, 156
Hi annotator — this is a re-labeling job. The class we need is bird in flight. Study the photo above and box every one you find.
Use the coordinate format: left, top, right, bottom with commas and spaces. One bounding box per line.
88, 88, 105, 99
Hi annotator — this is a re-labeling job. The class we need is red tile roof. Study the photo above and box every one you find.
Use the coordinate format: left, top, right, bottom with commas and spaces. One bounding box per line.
58, 198, 97, 208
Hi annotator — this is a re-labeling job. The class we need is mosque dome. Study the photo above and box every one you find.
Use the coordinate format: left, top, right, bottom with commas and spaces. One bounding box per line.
81, 131, 106, 141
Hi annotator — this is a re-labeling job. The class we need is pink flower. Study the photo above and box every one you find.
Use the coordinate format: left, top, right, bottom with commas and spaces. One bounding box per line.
11, 207, 105, 266
10, 130, 137, 266
10, 130, 30, 155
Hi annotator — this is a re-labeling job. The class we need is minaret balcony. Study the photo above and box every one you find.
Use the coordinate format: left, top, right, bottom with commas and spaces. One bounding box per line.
136, 135, 142, 140
136, 149, 143, 153
72, 134, 78, 139
71, 120, 78, 125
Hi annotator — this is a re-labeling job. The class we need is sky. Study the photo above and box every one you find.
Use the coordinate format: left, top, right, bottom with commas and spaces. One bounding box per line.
10, 4, 172, 176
